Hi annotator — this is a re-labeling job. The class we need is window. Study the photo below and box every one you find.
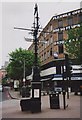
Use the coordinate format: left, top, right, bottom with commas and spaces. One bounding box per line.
56, 65, 61, 74
44, 33, 47, 38
58, 45, 64, 54
50, 24, 53, 31
58, 31, 63, 53
50, 48, 53, 56
58, 19, 63, 28
50, 35, 53, 44
42, 54, 43, 62
47, 39, 49, 46
47, 27, 49, 33
68, 17, 73, 26
44, 52, 46, 60
44, 43, 46, 49
47, 51, 50, 58
58, 32, 63, 41
79, 13, 82, 23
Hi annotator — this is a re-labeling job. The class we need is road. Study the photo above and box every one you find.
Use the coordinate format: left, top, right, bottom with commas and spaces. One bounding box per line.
0, 88, 11, 120
0, 91, 9, 102
0, 92, 2, 102
0, 87, 11, 102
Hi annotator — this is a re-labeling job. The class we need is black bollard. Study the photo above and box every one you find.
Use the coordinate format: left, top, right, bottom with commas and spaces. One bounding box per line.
63, 90, 66, 109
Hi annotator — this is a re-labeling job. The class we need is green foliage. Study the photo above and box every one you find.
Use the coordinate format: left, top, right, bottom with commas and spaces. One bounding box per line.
7, 48, 40, 80
65, 24, 82, 63
2, 74, 8, 85
2, 77, 7, 85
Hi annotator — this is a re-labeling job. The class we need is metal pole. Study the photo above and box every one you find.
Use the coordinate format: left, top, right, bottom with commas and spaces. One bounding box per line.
67, 77, 69, 99
33, 5, 39, 66
23, 59, 25, 85
63, 90, 66, 109
24, 59, 25, 79
31, 4, 41, 113
65, 54, 69, 99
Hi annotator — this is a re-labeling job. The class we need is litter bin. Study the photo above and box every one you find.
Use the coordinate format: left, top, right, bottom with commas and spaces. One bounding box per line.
20, 98, 31, 111
30, 98, 41, 113
49, 93, 60, 109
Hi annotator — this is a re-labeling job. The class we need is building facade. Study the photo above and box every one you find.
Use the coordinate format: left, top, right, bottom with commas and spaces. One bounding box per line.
0, 61, 8, 84
0, 68, 7, 84
28, 8, 82, 81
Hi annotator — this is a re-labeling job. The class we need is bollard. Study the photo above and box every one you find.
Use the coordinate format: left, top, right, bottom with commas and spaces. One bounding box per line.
63, 90, 66, 109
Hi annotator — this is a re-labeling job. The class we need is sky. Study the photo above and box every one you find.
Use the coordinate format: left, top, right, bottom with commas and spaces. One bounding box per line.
0, 0, 82, 68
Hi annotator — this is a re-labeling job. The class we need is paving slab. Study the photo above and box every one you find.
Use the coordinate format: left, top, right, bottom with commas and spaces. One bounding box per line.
1, 92, 81, 119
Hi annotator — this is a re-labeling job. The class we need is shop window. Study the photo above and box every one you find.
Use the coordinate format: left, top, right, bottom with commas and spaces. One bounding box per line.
56, 65, 61, 74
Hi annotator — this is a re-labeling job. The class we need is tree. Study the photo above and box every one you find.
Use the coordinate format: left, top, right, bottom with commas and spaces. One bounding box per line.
65, 24, 82, 64
2, 74, 8, 86
6, 48, 40, 80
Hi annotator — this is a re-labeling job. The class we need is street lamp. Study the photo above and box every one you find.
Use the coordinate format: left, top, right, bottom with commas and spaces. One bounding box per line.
53, 52, 58, 59
23, 59, 25, 85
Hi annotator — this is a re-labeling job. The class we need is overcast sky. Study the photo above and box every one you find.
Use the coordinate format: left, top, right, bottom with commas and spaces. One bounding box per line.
0, 0, 82, 68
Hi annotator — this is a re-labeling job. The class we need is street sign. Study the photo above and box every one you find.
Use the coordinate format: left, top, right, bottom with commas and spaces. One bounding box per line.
54, 87, 62, 92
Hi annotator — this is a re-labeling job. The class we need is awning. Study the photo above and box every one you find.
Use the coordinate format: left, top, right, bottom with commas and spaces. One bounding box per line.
52, 77, 62, 81
40, 78, 51, 82
52, 74, 63, 81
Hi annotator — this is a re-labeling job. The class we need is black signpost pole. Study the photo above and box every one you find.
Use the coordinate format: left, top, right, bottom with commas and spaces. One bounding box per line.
15, 4, 41, 113
31, 4, 41, 113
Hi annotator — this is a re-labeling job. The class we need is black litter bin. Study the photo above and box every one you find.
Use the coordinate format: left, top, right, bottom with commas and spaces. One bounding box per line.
30, 98, 41, 113
49, 93, 60, 109
20, 98, 31, 111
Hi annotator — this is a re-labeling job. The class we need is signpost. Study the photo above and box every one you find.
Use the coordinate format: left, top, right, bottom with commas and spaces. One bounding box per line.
14, 3, 41, 113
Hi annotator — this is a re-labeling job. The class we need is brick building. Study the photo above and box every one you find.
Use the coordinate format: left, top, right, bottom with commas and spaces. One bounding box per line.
0, 68, 6, 84
28, 8, 82, 83
0, 61, 8, 84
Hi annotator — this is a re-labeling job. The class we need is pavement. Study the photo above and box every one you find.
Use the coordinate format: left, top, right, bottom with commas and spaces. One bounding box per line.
8, 89, 22, 99
0, 90, 82, 119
